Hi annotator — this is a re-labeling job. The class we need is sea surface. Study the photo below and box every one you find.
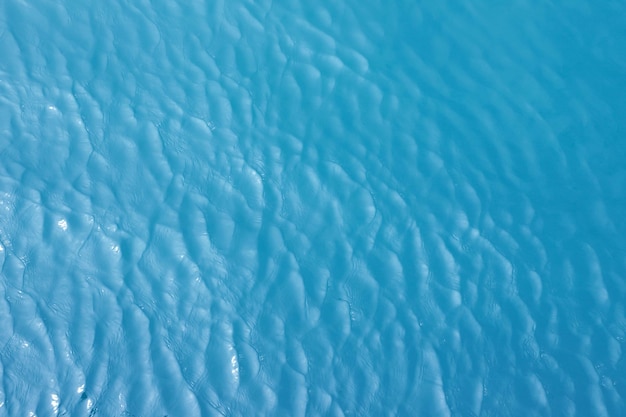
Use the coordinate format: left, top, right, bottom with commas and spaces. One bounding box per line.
1, 1, 625, 416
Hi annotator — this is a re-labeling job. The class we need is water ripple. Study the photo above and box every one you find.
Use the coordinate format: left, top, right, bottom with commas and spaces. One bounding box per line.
1, 0, 625, 416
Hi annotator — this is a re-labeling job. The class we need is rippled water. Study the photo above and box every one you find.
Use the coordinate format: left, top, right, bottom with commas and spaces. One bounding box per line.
1, 1, 625, 416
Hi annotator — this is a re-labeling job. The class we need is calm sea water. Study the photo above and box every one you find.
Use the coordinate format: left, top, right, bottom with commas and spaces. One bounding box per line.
1, 1, 625, 416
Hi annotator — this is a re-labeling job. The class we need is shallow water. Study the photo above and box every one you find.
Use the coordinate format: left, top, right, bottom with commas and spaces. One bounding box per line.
0, 1, 625, 416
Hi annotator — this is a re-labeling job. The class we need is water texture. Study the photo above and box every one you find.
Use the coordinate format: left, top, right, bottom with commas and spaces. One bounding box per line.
0, 0, 625, 416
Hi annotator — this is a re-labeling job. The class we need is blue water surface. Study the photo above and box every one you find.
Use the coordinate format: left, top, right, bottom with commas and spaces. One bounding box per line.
0, 1, 625, 416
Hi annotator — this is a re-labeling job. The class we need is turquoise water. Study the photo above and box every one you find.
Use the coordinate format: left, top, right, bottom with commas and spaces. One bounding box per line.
1, 1, 625, 416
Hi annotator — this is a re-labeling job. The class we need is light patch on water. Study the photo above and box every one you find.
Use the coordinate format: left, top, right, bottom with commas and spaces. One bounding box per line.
51, 393, 59, 414
230, 346, 240, 383
57, 219, 68, 231
0, 194, 12, 212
